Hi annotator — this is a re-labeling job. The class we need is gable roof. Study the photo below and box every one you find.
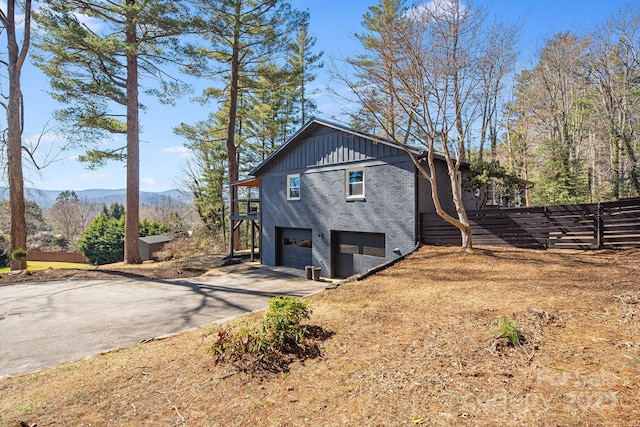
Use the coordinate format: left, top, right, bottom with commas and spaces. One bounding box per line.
250, 118, 422, 176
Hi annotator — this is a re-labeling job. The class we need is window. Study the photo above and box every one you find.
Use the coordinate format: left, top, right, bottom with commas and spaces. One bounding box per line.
363, 246, 385, 257
299, 239, 312, 248
346, 168, 364, 198
287, 174, 300, 200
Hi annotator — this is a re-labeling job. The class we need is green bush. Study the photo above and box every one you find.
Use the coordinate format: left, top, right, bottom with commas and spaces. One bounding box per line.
11, 248, 28, 270
263, 296, 313, 350
207, 296, 314, 373
138, 218, 166, 237
11, 248, 27, 260
77, 214, 125, 265
78, 211, 167, 265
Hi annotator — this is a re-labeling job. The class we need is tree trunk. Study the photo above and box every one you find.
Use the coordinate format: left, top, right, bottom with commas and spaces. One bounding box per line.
227, 1, 241, 256
124, 0, 142, 264
408, 144, 473, 251
5, 0, 31, 271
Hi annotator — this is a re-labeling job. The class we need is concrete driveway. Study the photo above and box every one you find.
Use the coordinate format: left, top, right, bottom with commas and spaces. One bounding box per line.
0, 265, 329, 378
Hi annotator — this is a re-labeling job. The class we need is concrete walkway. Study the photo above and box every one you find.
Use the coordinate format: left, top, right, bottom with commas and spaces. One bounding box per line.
0, 265, 330, 378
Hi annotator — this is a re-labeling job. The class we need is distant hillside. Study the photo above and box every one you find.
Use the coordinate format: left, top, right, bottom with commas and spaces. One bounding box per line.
0, 187, 192, 208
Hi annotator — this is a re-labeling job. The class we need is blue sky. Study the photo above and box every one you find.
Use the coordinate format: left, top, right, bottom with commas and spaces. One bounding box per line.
13, 0, 635, 192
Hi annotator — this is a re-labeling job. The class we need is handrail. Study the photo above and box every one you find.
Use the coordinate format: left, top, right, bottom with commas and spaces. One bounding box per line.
231, 198, 260, 218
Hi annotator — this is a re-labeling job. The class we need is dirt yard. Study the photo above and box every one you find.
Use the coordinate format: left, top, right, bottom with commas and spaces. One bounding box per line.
1, 246, 639, 426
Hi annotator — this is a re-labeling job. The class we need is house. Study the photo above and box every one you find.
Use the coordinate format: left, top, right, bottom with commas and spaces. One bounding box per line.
139, 235, 172, 261
248, 119, 477, 279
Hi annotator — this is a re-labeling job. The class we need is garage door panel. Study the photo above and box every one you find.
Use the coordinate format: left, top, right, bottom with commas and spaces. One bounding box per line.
277, 228, 312, 270
333, 231, 385, 278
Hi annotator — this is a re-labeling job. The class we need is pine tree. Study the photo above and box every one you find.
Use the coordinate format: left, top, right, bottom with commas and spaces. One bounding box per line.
185, 0, 304, 253
34, 0, 190, 264
286, 16, 323, 127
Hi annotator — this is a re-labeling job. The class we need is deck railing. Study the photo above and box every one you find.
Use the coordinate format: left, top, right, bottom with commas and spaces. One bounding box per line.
230, 198, 260, 220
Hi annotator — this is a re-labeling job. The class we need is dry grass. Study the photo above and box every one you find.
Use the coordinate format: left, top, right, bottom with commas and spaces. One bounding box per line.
1, 246, 639, 426
0, 260, 93, 274
0, 254, 228, 285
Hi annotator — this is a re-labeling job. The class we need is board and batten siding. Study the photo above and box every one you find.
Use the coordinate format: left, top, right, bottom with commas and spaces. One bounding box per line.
264, 128, 406, 172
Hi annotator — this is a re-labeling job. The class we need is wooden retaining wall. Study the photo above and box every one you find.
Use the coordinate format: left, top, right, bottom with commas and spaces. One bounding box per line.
421, 197, 640, 250
27, 250, 88, 264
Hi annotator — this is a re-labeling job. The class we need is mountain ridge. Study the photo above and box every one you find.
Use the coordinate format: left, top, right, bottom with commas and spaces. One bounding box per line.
0, 187, 192, 208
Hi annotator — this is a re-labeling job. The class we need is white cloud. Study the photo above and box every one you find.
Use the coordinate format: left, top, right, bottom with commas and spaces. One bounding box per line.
141, 177, 156, 185
73, 11, 103, 33
163, 146, 190, 153
162, 145, 193, 159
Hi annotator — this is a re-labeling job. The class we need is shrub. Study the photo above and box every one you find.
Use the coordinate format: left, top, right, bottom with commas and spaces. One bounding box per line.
495, 315, 524, 346
11, 248, 28, 270
207, 296, 315, 373
78, 212, 168, 265
77, 214, 125, 265
11, 249, 27, 260
0, 232, 9, 268
263, 296, 313, 350
51, 235, 70, 251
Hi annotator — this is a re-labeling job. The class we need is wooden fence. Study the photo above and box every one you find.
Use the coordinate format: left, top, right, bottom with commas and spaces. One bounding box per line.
27, 250, 88, 264
420, 197, 640, 250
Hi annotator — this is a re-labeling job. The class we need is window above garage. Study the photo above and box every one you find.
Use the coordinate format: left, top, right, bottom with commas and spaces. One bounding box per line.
287, 174, 300, 200
346, 167, 364, 199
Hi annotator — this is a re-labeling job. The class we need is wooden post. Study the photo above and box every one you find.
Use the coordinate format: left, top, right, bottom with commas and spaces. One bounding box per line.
595, 202, 604, 249
250, 219, 255, 262
229, 186, 234, 258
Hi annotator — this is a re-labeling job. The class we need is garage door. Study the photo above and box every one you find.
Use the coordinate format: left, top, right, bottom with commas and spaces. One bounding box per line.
276, 227, 312, 270
333, 231, 385, 278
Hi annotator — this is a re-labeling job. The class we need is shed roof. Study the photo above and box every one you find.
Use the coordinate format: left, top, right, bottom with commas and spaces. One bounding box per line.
139, 235, 172, 245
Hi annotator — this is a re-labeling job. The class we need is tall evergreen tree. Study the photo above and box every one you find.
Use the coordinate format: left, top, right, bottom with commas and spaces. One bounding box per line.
286, 17, 323, 127
348, 0, 406, 140
174, 115, 228, 237
34, 0, 190, 264
185, 0, 304, 253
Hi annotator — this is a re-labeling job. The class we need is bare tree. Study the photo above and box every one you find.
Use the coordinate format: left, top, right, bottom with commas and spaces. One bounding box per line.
477, 21, 518, 161
588, 4, 640, 199
342, 0, 515, 249
48, 191, 101, 247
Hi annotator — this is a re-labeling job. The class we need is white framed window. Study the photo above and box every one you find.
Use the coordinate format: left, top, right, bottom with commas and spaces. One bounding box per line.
346, 167, 364, 199
287, 174, 300, 200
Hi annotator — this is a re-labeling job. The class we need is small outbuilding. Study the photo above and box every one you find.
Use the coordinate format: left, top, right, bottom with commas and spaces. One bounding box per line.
139, 235, 172, 261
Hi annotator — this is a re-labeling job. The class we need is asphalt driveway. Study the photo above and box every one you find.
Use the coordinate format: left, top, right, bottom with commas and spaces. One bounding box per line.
0, 265, 329, 378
